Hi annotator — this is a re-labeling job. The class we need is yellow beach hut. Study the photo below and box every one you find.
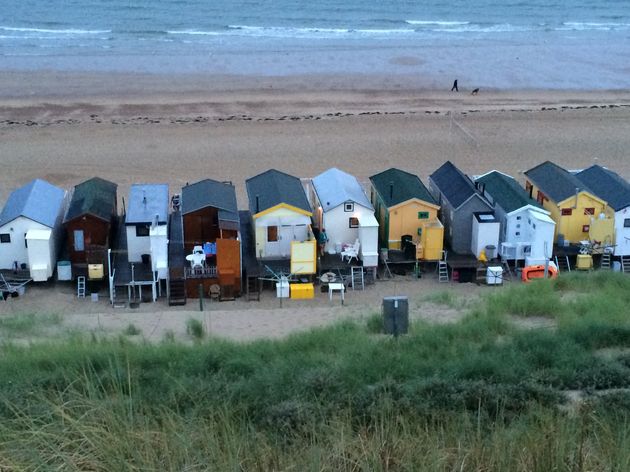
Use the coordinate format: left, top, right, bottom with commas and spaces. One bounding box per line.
369, 168, 443, 260
524, 161, 614, 247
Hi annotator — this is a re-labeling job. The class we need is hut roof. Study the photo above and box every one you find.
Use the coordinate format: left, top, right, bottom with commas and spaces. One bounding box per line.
246, 169, 311, 215
475, 170, 542, 213
369, 168, 435, 207
126, 184, 169, 225
525, 161, 591, 203
65, 177, 118, 223
0, 179, 65, 228
181, 179, 239, 224
575, 165, 630, 211
312, 168, 372, 212
429, 161, 479, 209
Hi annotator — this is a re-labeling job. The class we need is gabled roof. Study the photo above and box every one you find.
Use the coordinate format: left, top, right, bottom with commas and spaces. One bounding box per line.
429, 161, 481, 209
181, 179, 239, 224
525, 161, 591, 203
246, 169, 311, 215
312, 168, 372, 212
0, 179, 65, 228
369, 168, 435, 207
475, 170, 542, 214
65, 177, 117, 223
575, 165, 630, 211
126, 184, 169, 225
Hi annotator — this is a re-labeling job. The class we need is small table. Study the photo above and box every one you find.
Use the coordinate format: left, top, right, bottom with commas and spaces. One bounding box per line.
328, 282, 345, 304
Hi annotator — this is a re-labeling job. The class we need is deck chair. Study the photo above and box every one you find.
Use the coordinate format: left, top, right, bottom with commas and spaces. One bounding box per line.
341, 239, 360, 264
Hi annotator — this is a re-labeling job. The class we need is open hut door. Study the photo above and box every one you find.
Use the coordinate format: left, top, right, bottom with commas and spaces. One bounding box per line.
216, 238, 241, 296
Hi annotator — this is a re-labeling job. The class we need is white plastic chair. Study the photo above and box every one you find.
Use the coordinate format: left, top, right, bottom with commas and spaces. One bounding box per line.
341, 239, 360, 264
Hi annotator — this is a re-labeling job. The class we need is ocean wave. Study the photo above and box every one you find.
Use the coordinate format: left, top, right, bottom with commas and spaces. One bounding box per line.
405, 20, 470, 26
167, 29, 222, 36
560, 21, 630, 31
168, 25, 416, 38
0, 26, 111, 34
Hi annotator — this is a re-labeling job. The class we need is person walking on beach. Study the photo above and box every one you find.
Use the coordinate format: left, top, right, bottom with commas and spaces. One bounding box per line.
451, 79, 458, 92
318, 228, 329, 256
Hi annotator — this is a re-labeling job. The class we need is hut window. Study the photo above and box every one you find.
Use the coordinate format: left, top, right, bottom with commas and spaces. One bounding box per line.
417, 211, 429, 219
624, 219, 630, 228
584, 207, 595, 216
582, 225, 590, 233
561, 208, 572, 216
136, 225, 150, 237
344, 202, 354, 212
73, 230, 84, 251
0, 233, 10, 243
349, 217, 359, 228
536, 191, 545, 204
267, 226, 278, 242
515, 232, 520, 236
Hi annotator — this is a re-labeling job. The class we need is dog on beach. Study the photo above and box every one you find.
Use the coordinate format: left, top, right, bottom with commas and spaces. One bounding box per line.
471, 88, 479, 95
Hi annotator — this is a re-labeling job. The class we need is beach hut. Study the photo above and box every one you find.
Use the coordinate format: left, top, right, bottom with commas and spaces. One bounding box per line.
125, 183, 169, 276
246, 169, 315, 273
576, 165, 630, 257
63, 177, 118, 280
179, 179, 241, 298
475, 170, 555, 265
429, 161, 495, 256
309, 168, 379, 267
370, 168, 443, 260
524, 161, 614, 246
0, 179, 66, 281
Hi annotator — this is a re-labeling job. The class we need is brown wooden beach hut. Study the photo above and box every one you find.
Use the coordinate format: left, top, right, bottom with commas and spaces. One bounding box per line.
178, 179, 241, 299
63, 177, 118, 279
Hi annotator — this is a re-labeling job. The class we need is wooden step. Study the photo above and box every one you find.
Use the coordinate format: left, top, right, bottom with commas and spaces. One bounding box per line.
168, 278, 187, 306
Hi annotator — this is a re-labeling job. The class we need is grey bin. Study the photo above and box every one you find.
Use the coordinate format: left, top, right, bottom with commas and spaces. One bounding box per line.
485, 245, 497, 260
382, 296, 409, 336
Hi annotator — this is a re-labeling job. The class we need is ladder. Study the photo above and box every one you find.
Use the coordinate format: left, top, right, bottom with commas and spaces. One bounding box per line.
554, 255, 571, 272
351, 266, 364, 290
77, 276, 86, 298
621, 256, 630, 274
246, 275, 261, 301
600, 252, 612, 270
438, 260, 449, 282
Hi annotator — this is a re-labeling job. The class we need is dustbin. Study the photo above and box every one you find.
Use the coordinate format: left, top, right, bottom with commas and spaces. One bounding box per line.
485, 245, 497, 260
382, 296, 409, 336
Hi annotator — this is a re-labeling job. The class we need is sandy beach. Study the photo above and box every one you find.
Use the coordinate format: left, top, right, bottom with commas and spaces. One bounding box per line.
1, 71, 630, 340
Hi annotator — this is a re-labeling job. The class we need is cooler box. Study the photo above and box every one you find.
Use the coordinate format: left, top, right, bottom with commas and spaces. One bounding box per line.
291, 283, 314, 299
486, 266, 503, 285
276, 278, 290, 298
88, 264, 104, 280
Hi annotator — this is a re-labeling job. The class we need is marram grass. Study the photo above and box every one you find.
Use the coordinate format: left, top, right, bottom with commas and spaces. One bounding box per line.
0, 272, 629, 470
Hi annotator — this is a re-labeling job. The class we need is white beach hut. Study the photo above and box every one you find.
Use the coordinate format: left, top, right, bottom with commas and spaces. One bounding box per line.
475, 170, 555, 264
0, 179, 66, 281
310, 168, 379, 267
125, 184, 169, 279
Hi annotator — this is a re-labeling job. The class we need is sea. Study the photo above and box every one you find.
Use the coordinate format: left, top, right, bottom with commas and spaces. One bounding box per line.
1, 0, 630, 89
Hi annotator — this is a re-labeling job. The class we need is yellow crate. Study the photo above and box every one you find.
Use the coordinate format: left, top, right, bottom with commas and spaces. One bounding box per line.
290, 283, 314, 299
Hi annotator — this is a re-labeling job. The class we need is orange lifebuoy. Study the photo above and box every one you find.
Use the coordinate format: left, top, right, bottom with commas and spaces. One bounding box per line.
521, 264, 558, 283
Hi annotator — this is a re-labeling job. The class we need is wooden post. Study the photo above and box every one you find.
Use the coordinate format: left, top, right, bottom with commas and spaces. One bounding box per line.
198, 284, 204, 311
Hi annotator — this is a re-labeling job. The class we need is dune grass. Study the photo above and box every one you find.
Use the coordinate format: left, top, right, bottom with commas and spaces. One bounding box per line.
1, 273, 630, 469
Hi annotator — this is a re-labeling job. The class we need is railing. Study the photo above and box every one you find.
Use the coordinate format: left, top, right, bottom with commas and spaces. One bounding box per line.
185, 265, 217, 278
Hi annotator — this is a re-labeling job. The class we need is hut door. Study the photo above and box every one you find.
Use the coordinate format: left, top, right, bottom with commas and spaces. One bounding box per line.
280, 225, 294, 257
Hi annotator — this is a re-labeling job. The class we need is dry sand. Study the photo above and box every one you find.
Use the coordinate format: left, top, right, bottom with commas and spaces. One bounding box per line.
0, 71, 629, 340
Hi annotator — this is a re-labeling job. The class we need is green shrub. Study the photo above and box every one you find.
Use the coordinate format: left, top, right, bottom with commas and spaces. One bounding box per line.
124, 324, 141, 336
186, 318, 205, 340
